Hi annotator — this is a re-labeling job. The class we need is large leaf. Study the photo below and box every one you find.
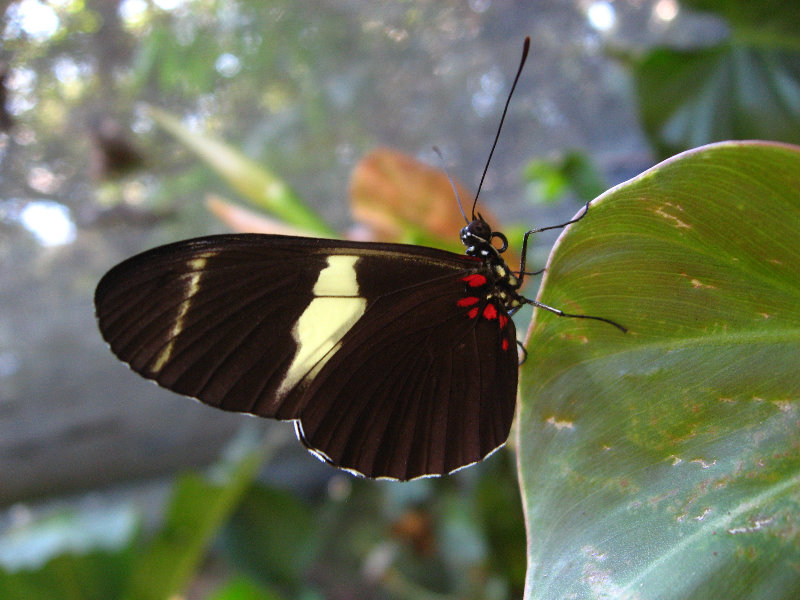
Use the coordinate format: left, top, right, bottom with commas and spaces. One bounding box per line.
518, 141, 800, 599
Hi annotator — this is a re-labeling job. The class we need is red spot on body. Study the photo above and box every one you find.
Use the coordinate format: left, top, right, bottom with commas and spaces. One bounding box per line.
467, 307, 479, 319
483, 303, 498, 320
462, 274, 487, 287
457, 296, 479, 307
499, 314, 508, 329
502, 338, 509, 351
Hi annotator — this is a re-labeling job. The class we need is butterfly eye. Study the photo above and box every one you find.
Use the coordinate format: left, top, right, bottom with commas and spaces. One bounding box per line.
461, 218, 492, 244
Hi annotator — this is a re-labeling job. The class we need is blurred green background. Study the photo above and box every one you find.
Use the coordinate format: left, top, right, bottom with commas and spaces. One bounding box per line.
1, 1, 799, 598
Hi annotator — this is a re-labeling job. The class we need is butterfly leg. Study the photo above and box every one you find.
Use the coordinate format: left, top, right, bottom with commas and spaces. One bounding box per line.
525, 298, 627, 333
517, 201, 591, 284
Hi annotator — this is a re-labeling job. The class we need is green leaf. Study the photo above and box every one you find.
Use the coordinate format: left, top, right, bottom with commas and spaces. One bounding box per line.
635, 45, 800, 157
0, 550, 133, 600
219, 485, 318, 589
475, 456, 527, 593
524, 152, 608, 205
0, 504, 137, 600
148, 107, 336, 236
680, 0, 800, 40
207, 577, 287, 600
121, 436, 268, 600
518, 141, 800, 599
631, 0, 800, 158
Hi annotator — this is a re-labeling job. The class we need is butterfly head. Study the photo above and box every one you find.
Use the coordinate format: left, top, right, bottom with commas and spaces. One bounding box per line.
460, 216, 508, 259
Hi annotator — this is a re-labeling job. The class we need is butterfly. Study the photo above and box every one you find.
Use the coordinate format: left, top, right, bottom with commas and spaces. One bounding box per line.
94, 38, 625, 480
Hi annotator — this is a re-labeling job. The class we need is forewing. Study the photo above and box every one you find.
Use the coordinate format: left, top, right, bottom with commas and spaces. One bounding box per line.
96, 235, 331, 415
95, 234, 501, 420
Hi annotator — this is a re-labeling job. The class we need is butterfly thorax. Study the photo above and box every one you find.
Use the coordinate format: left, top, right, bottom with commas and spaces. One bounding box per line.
460, 218, 525, 315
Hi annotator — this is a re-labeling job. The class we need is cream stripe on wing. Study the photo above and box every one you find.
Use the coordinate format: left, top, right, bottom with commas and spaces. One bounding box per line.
278, 255, 366, 395
151, 257, 208, 372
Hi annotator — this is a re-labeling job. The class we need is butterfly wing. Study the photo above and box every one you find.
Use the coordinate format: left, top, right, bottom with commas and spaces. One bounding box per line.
97, 235, 334, 415
293, 274, 518, 479
95, 233, 518, 479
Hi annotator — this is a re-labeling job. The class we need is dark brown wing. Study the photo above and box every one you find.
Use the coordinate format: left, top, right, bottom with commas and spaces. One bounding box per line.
95, 233, 518, 479
293, 275, 518, 480
97, 235, 330, 415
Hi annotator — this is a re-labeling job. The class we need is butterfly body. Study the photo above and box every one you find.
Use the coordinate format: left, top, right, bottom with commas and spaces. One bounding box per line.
95, 218, 523, 480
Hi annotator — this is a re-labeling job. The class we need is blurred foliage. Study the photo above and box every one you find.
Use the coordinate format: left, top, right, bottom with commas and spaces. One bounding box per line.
120, 446, 267, 600
219, 485, 318, 592
0, 430, 266, 600
0, 0, 397, 234
532, 0, 800, 206
631, 0, 800, 158
148, 107, 335, 236
0, 439, 525, 599
522, 151, 607, 206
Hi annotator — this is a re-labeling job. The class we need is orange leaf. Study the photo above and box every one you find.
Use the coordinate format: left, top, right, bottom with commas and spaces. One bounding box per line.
349, 148, 500, 245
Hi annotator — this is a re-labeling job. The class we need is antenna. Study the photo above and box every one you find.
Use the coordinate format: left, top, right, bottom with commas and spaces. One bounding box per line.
433, 146, 470, 225
472, 36, 530, 220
